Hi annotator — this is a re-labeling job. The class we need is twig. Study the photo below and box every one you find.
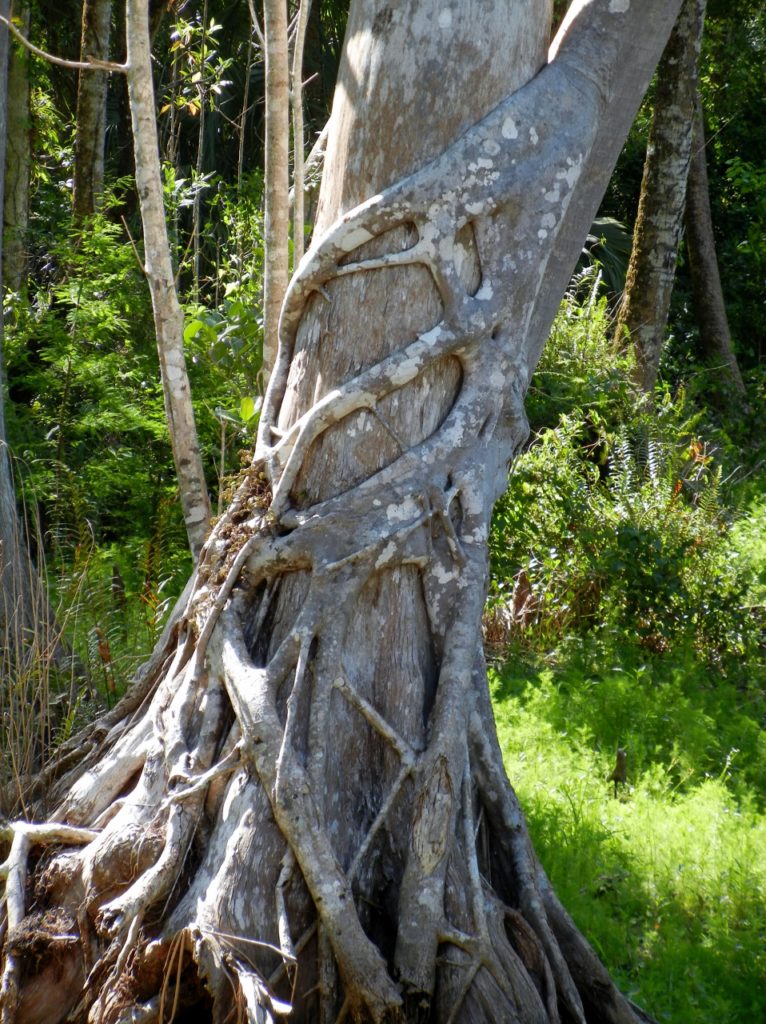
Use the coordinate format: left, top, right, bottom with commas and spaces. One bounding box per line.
121, 215, 145, 273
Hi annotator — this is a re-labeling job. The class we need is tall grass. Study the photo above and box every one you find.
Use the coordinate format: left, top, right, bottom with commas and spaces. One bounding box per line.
0, 468, 190, 818
0, 492, 75, 818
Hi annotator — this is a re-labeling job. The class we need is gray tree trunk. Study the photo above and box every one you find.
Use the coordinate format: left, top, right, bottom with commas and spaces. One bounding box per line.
72, 0, 112, 222
124, 0, 211, 558
614, 0, 706, 392
0, 3, 683, 1023
289, 0, 312, 269
262, 0, 290, 377
684, 88, 746, 395
2, 2, 29, 294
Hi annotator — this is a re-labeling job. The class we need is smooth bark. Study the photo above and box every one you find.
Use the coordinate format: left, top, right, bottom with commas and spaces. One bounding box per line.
125, 0, 211, 558
262, 0, 290, 377
614, 0, 706, 392
72, 0, 112, 221
290, 0, 312, 267
685, 89, 746, 394
1, 2, 683, 1022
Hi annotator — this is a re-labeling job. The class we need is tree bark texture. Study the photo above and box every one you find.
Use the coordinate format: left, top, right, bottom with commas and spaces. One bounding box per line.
262, 0, 290, 377
0, 2, 683, 1022
684, 87, 746, 395
290, 0, 312, 268
72, 0, 112, 222
125, 0, 211, 558
2, 2, 29, 294
614, 0, 706, 392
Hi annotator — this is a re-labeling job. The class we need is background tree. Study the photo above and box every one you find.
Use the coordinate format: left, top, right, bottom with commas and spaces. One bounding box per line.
614, 0, 705, 392
0, 2, 686, 1023
72, 0, 112, 221
125, 0, 212, 557
2, 2, 30, 294
261, 0, 289, 375
684, 88, 746, 395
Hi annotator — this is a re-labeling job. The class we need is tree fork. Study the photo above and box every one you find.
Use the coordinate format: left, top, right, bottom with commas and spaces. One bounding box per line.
1, 2, 683, 1022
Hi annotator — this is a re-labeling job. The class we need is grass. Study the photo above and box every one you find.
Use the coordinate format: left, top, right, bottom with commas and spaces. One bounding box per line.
490, 647, 766, 1023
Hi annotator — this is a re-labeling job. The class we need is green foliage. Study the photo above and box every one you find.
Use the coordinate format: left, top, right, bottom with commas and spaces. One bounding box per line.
488, 285, 766, 1023
5, 207, 173, 541
491, 665, 766, 1024
524, 283, 635, 430
491, 294, 759, 664
579, 218, 633, 300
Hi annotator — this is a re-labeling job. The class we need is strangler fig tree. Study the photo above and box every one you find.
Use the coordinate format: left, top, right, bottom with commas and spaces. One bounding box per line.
0, 2, 682, 1022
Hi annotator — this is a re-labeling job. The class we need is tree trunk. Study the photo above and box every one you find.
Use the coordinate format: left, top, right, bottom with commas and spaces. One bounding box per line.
290, 0, 312, 268
0, 2, 683, 1023
2, 2, 30, 294
262, 0, 290, 377
684, 87, 746, 395
124, 0, 211, 558
614, 0, 706, 393
72, 0, 112, 222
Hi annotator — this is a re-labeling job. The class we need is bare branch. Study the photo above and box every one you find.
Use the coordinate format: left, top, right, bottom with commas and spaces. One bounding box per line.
0, 14, 125, 73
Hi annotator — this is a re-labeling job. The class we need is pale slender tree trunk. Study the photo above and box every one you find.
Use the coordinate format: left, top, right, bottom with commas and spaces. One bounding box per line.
124, 0, 211, 558
614, 0, 706, 392
72, 0, 112, 222
1, 3, 684, 1023
191, 0, 208, 300
290, 0, 312, 268
2, 2, 29, 294
262, 0, 290, 377
685, 88, 746, 395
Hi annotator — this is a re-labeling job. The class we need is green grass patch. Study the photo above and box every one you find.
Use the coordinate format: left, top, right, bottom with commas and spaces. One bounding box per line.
491, 656, 766, 1023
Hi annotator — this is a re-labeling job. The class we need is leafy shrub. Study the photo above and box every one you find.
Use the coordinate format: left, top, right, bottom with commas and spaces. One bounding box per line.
489, 293, 761, 667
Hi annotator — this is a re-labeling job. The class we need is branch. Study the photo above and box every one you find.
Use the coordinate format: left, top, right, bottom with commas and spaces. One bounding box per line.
0, 15, 126, 73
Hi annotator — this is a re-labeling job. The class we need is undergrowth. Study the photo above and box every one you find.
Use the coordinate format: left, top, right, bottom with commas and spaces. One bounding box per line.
487, 285, 766, 1023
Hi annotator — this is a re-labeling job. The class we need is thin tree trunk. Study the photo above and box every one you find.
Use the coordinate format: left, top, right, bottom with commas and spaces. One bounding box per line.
614, 0, 706, 393
191, 0, 208, 299
262, 0, 290, 377
685, 87, 746, 394
237, 32, 253, 193
125, 0, 211, 557
290, 0, 312, 268
1, 3, 684, 1022
72, 0, 112, 222
2, 2, 29, 293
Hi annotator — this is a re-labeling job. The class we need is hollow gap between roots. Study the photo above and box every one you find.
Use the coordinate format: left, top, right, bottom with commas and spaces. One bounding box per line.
336, 221, 420, 268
